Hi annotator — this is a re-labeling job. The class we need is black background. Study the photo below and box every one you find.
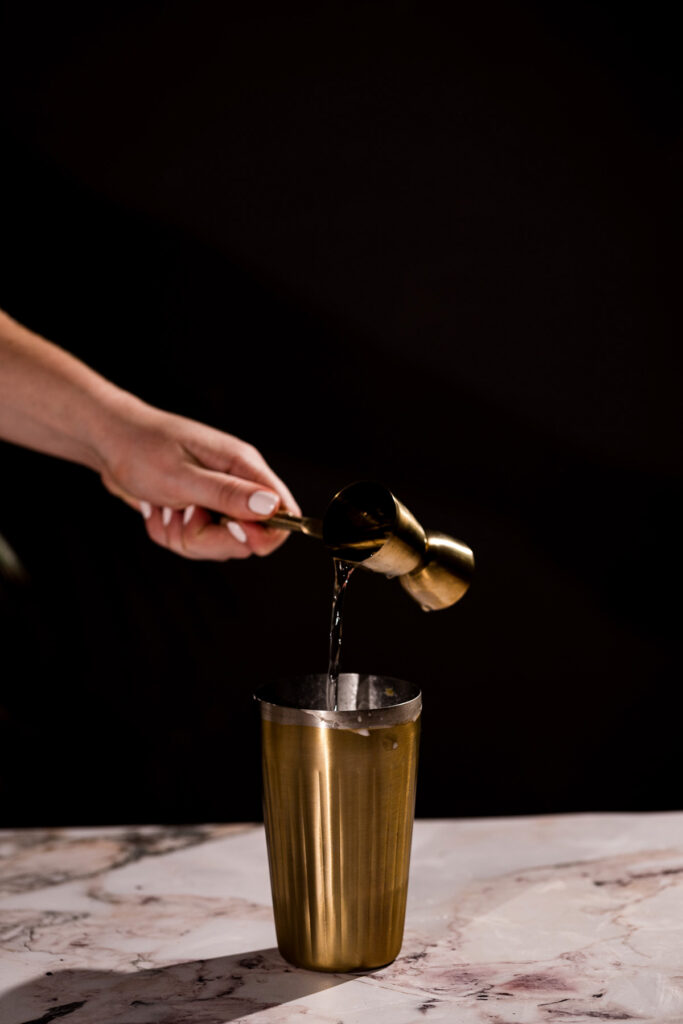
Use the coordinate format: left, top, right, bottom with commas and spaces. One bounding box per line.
0, 1, 680, 825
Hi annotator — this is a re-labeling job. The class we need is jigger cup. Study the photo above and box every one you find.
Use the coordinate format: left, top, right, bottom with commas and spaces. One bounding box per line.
255, 674, 421, 972
322, 481, 475, 610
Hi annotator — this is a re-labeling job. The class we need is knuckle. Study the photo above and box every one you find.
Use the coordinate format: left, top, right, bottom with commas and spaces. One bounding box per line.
234, 444, 266, 476
239, 441, 261, 461
216, 477, 243, 510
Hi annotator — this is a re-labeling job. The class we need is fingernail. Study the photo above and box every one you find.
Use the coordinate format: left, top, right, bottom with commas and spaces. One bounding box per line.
162, 507, 173, 527
248, 490, 279, 516
140, 501, 152, 520
227, 521, 248, 543
183, 505, 195, 526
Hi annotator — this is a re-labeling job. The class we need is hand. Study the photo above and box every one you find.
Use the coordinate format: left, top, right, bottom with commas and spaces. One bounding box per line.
96, 393, 300, 561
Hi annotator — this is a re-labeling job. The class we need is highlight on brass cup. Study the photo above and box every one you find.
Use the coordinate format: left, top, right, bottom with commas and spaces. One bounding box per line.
255, 674, 421, 973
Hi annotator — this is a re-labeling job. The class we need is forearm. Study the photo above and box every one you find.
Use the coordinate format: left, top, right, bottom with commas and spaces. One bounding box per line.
0, 309, 129, 471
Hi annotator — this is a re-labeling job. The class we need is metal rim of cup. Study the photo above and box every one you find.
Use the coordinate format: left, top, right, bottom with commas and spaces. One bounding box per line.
255, 673, 422, 730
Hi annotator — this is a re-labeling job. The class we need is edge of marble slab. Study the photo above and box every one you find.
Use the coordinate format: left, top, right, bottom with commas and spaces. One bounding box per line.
2, 809, 682, 838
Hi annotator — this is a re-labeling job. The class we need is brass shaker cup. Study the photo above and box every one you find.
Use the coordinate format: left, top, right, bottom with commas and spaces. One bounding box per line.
257, 674, 421, 972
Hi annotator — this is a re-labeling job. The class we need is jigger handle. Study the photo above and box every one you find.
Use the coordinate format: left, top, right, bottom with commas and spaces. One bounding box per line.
266, 510, 324, 539
219, 510, 324, 540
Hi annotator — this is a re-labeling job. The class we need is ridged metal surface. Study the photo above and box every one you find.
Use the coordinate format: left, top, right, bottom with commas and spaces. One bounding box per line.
262, 715, 420, 972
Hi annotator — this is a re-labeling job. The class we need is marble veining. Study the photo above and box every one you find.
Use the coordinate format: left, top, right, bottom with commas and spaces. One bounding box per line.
1, 814, 682, 1023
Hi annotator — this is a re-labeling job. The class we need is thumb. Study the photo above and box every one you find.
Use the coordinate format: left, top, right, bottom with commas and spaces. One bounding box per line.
185, 465, 282, 520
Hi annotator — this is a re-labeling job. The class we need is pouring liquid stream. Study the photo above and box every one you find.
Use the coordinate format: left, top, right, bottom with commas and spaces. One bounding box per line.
327, 559, 355, 711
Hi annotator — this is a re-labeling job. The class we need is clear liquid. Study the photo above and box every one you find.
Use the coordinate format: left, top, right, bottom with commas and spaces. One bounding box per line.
327, 559, 355, 711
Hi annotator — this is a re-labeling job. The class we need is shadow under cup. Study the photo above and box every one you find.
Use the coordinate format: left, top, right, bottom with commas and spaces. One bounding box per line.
255, 674, 421, 973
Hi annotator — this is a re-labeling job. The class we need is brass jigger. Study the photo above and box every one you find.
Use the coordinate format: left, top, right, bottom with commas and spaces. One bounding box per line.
258, 481, 474, 611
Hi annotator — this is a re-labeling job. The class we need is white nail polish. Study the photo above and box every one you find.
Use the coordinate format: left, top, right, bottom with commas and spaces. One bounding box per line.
140, 501, 152, 520
162, 507, 173, 527
183, 505, 195, 526
227, 521, 248, 543
248, 490, 279, 516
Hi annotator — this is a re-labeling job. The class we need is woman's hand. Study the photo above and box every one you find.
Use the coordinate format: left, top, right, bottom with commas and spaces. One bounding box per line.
96, 392, 300, 561
0, 309, 299, 561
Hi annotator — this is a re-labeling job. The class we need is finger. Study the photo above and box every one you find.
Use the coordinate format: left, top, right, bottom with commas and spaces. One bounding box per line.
144, 504, 170, 549
239, 520, 291, 557
138, 497, 286, 560
146, 505, 189, 553
230, 453, 302, 517
183, 467, 286, 523
142, 504, 251, 561
177, 506, 254, 560
208, 509, 290, 558
142, 504, 188, 556
161, 507, 184, 549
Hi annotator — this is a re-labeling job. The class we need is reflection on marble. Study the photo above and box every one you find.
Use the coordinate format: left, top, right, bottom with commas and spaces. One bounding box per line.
1, 814, 682, 1023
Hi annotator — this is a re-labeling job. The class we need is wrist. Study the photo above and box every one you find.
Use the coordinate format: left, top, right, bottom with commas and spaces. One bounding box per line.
86, 383, 165, 480
61, 375, 126, 474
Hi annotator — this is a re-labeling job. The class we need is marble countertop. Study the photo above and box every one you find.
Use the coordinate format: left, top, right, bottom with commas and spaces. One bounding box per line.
1, 813, 682, 1023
